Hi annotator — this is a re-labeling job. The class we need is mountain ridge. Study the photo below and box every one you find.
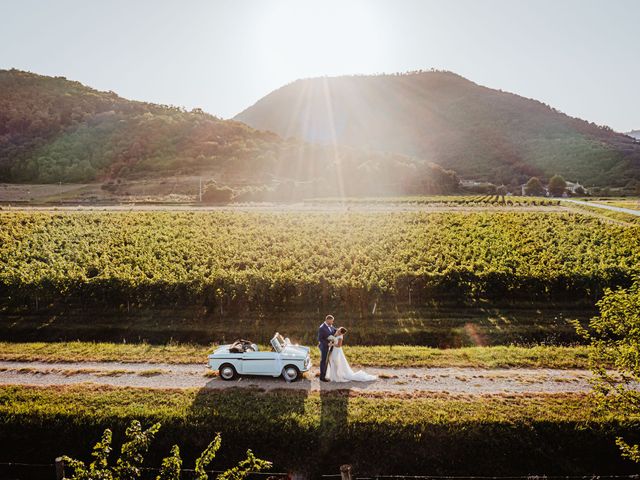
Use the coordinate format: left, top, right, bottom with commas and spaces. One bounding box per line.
0, 69, 459, 196
235, 71, 640, 187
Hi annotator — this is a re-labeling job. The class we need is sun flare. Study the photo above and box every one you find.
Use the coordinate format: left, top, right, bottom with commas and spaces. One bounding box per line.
253, 0, 392, 79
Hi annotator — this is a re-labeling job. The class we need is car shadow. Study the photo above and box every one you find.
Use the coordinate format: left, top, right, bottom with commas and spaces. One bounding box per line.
182, 374, 312, 477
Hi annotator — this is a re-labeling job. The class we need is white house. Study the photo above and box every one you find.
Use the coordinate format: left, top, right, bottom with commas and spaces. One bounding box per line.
565, 181, 588, 195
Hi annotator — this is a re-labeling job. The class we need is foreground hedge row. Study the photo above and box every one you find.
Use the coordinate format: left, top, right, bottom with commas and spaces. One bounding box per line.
0, 385, 638, 476
1, 211, 639, 314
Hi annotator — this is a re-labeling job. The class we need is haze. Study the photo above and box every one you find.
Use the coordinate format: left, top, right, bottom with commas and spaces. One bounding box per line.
1, 0, 638, 132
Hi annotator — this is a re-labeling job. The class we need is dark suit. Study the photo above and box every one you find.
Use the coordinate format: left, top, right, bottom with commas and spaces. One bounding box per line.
318, 322, 336, 380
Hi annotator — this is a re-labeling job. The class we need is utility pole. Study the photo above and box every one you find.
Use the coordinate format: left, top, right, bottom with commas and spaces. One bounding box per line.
199, 177, 202, 202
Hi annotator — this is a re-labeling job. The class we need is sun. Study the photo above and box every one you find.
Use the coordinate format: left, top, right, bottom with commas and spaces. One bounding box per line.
252, 0, 392, 79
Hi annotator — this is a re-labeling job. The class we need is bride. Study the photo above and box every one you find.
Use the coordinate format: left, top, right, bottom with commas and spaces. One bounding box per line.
326, 327, 377, 382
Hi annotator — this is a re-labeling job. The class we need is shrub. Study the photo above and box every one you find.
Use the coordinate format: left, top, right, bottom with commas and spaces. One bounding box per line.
201, 183, 235, 204
61, 420, 271, 480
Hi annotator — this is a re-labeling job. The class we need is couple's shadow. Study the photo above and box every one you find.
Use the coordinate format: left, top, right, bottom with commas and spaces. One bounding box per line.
317, 377, 379, 472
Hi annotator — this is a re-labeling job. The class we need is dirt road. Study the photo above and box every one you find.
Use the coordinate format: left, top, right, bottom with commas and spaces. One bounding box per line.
0, 360, 600, 394
564, 199, 640, 217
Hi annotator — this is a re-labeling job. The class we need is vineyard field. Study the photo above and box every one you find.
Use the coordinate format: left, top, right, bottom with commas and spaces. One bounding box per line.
1, 210, 638, 343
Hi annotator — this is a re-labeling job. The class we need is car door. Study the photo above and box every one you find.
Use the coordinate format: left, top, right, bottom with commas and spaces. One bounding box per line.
241, 351, 277, 375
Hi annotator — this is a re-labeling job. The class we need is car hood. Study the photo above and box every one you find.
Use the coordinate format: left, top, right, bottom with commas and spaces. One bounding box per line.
282, 345, 310, 357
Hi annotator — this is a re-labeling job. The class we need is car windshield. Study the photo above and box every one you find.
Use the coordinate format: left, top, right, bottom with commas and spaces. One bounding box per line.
271, 334, 286, 352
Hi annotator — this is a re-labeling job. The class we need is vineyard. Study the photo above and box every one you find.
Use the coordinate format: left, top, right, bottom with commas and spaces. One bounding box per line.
1, 210, 639, 316
312, 195, 562, 206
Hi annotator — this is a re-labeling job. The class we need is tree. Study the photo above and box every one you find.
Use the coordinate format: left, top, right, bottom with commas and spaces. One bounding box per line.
496, 185, 508, 202
62, 420, 272, 480
524, 177, 545, 196
202, 183, 235, 204
548, 175, 567, 197
575, 280, 640, 462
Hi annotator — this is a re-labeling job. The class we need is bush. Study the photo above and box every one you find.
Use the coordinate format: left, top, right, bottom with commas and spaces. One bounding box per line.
201, 183, 235, 204
0, 387, 636, 477
577, 280, 640, 463
61, 419, 271, 480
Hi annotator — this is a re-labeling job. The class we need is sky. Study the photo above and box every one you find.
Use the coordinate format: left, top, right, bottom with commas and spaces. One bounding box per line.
1, 0, 638, 132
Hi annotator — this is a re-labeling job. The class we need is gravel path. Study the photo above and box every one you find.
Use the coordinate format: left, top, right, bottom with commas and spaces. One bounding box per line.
0, 360, 601, 394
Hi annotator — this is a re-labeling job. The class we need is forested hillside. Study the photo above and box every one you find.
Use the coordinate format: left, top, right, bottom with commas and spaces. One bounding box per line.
0, 69, 459, 196
235, 71, 640, 187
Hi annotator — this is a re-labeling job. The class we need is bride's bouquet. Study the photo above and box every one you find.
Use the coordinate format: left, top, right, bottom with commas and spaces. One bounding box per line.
327, 335, 337, 347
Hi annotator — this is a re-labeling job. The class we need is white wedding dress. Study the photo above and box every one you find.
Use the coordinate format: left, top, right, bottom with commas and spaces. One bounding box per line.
327, 335, 377, 382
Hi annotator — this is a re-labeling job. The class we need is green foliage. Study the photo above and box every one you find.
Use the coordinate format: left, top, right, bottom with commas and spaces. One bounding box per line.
524, 177, 545, 196
62, 420, 160, 480
156, 445, 182, 480
114, 420, 161, 480
61, 429, 114, 480
1, 385, 635, 476
61, 420, 270, 480
217, 450, 272, 480
0, 342, 596, 369
578, 280, 640, 462
1, 211, 639, 313
194, 435, 221, 480
548, 174, 567, 197
202, 183, 234, 204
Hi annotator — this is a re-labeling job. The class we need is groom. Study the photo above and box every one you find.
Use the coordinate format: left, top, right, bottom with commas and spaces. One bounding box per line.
318, 314, 336, 382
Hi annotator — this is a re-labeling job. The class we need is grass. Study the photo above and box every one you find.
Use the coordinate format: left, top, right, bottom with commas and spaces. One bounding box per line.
0, 384, 609, 424
0, 341, 595, 368
0, 302, 595, 346
0, 342, 208, 364
0, 384, 635, 476
137, 369, 167, 377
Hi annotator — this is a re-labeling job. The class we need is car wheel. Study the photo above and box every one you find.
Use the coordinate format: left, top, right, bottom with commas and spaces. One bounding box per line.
282, 365, 300, 382
219, 364, 237, 381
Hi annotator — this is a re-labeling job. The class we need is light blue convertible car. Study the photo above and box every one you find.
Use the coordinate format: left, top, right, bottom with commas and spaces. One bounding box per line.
208, 333, 311, 382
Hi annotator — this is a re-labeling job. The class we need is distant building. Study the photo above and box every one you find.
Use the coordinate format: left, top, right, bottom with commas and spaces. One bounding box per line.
460, 179, 489, 188
518, 180, 588, 196
565, 181, 588, 195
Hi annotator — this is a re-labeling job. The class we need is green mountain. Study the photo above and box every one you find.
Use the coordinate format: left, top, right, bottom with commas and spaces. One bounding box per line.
235, 71, 640, 187
0, 69, 458, 196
